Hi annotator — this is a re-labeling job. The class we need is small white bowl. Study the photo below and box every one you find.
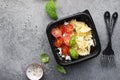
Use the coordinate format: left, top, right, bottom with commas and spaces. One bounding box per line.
26, 63, 44, 80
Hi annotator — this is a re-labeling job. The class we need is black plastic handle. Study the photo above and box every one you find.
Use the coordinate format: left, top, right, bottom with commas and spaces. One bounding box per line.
111, 12, 118, 34
104, 11, 118, 48
104, 11, 111, 37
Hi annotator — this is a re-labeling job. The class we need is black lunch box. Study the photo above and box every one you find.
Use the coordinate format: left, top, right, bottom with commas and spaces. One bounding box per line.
46, 10, 101, 66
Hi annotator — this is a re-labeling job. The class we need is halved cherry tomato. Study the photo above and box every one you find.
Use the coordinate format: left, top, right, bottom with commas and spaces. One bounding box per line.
59, 25, 65, 34
61, 45, 69, 55
63, 34, 71, 46
65, 24, 74, 34
54, 37, 63, 47
51, 28, 62, 38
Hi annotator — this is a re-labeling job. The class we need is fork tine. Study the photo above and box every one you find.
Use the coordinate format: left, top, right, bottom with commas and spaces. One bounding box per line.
108, 55, 116, 67
100, 55, 108, 67
100, 55, 116, 67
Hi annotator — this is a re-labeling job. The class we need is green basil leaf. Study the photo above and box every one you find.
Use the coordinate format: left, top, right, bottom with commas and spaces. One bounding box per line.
40, 53, 49, 63
69, 48, 79, 59
56, 64, 66, 74
70, 35, 76, 47
46, 0, 58, 20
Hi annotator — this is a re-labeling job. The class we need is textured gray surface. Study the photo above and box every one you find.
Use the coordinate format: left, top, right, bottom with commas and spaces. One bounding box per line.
0, 0, 120, 80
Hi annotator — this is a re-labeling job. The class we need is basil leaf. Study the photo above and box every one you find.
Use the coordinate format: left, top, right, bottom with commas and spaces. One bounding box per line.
69, 48, 79, 59
45, 0, 58, 20
56, 64, 66, 74
40, 53, 49, 63
70, 35, 76, 47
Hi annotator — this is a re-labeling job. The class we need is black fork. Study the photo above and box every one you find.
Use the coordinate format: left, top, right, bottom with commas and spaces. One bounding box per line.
101, 11, 118, 67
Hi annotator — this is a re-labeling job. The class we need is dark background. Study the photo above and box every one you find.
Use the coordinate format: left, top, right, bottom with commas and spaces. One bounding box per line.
0, 0, 120, 80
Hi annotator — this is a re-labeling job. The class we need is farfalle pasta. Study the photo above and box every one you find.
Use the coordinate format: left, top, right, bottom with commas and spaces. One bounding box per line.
70, 19, 94, 56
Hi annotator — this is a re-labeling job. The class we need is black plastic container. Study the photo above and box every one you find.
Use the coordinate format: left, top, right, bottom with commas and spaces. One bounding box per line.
46, 10, 101, 66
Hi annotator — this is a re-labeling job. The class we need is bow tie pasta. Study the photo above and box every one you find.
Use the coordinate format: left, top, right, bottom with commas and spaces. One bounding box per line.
70, 19, 94, 56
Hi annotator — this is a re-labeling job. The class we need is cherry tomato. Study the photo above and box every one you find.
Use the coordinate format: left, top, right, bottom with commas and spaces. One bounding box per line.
51, 28, 62, 38
63, 34, 71, 46
61, 45, 69, 55
54, 37, 63, 47
59, 25, 65, 34
65, 24, 74, 34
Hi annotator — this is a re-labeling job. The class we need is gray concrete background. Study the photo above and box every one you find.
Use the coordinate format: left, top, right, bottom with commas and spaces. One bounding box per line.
0, 0, 120, 80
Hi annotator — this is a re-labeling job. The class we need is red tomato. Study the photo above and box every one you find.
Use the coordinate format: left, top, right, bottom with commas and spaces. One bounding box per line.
62, 45, 69, 55
54, 37, 63, 47
59, 25, 65, 34
51, 28, 62, 38
65, 24, 74, 34
63, 34, 71, 46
